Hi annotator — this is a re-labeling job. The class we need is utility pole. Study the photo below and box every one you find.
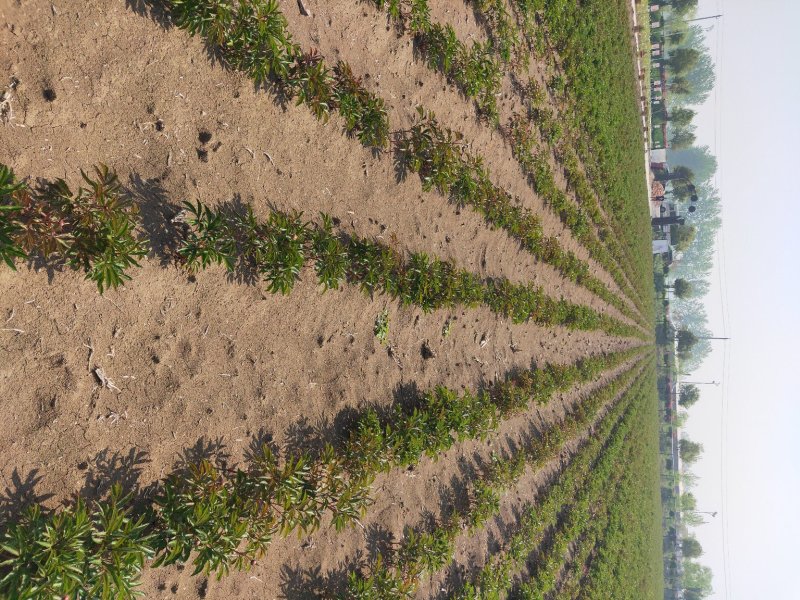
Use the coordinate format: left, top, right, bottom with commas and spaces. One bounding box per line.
686, 14, 723, 23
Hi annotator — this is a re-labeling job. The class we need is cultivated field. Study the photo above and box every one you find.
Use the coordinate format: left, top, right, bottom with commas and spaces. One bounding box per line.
0, 0, 662, 598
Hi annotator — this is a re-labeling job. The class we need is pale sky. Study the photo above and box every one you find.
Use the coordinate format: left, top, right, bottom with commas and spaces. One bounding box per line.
678, 1, 800, 598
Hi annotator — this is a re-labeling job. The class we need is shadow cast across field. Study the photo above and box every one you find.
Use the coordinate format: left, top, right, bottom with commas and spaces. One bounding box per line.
125, 0, 298, 113
0, 468, 53, 523
279, 554, 361, 600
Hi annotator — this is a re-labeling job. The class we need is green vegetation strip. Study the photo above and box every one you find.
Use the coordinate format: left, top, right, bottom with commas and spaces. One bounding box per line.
451, 359, 652, 599
577, 368, 662, 600
0, 341, 648, 598
395, 110, 647, 331
509, 0, 655, 314
371, 0, 504, 121
505, 111, 647, 318
549, 412, 642, 600
153, 0, 646, 330
512, 378, 646, 600
365, 0, 648, 324
425, 0, 653, 311
342, 354, 650, 598
0, 164, 645, 339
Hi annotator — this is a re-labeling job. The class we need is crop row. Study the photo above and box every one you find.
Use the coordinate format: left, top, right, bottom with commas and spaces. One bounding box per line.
395, 110, 647, 331
364, 0, 647, 322
577, 369, 662, 600
518, 81, 652, 310
451, 359, 651, 599
434, 0, 652, 309
0, 339, 648, 598
157, 0, 647, 329
513, 378, 647, 600
372, 0, 503, 121
0, 163, 645, 339
343, 353, 650, 598
504, 112, 647, 317
509, 0, 655, 314
550, 419, 640, 600
424, 0, 648, 310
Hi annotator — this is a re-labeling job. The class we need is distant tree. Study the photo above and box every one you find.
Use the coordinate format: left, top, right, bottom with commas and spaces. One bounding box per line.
668, 76, 692, 96
672, 165, 695, 180
679, 384, 700, 408
671, 0, 699, 15
665, 29, 687, 46
680, 438, 704, 464
671, 127, 696, 149
682, 536, 703, 559
668, 107, 696, 128
683, 511, 707, 527
677, 328, 698, 355
679, 492, 697, 512
673, 278, 692, 298
682, 50, 716, 104
668, 47, 701, 77
683, 561, 713, 598
672, 224, 697, 252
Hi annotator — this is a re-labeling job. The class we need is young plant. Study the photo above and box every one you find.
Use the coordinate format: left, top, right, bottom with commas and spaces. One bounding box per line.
0, 163, 147, 292
290, 49, 333, 122
0, 484, 155, 599
66, 166, 148, 292
254, 210, 309, 295
311, 213, 347, 290
374, 309, 390, 345
332, 61, 390, 150
177, 199, 237, 273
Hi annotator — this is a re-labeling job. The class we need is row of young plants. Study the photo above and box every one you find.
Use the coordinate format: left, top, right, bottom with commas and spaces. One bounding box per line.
178, 198, 647, 337
363, 0, 648, 324
437, 0, 653, 311
450, 359, 652, 599
503, 112, 647, 319
508, 0, 655, 316
342, 353, 651, 598
394, 109, 647, 332
0, 163, 645, 339
153, 0, 649, 330
418, 0, 648, 310
548, 412, 642, 600
371, 0, 503, 121
0, 343, 649, 598
517, 83, 652, 313
167, 0, 390, 149
512, 75, 651, 307
448, 0, 649, 311
511, 380, 647, 600
576, 369, 663, 600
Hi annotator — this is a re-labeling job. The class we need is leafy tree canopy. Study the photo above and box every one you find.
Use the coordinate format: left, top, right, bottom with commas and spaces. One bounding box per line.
671, 0, 699, 15
682, 536, 704, 559
679, 384, 700, 408
668, 47, 701, 77
672, 224, 697, 252
669, 107, 696, 128
671, 126, 697, 149
673, 278, 692, 298
680, 438, 704, 464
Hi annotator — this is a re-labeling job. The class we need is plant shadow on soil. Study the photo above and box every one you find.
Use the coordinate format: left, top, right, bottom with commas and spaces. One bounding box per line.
125, 0, 301, 113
